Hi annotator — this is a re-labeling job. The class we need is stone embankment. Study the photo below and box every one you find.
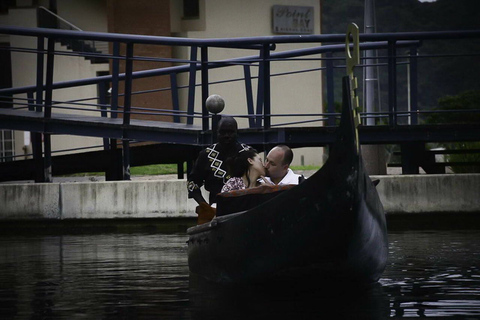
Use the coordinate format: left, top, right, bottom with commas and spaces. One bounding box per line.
1, 174, 479, 220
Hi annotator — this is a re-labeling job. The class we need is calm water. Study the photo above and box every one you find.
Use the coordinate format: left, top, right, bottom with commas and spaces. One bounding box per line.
0, 230, 479, 319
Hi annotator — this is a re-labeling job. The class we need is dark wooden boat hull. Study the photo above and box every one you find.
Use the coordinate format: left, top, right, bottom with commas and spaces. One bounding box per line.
187, 77, 388, 284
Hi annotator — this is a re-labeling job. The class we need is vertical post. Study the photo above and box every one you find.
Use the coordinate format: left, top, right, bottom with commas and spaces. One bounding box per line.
170, 73, 180, 123
99, 81, 110, 150
187, 46, 198, 125
123, 43, 134, 126
111, 42, 120, 119
387, 40, 397, 127
243, 64, 255, 128
262, 43, 271, 130
109, 42, 120, 168
177, 162, 184, 179
256, 52, 265, 128
41, 37, 55, 183
122, 139, 131, 180
44, 37, 55, 119
409, 47, 418, 125
122, 42, 134, 180
325, 52, 335, 126
35, 37, 44, 112
200, 46, 209, 132
27, 91, 35, 111
363, 0, 377, 126
33, 37, 45, 182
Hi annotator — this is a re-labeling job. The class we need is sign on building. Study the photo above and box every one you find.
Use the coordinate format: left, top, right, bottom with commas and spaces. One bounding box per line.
272, 5, 314, 34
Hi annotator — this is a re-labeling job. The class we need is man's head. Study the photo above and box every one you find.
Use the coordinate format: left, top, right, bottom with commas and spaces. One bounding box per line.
264, 145, 293, 183
217, 116, 238, 146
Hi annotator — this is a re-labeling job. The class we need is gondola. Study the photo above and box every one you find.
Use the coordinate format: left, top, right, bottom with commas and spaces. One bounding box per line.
187, 26, 388, 284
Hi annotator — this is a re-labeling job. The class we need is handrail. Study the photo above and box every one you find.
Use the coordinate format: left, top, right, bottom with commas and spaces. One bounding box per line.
0, 40, 420, 96
38, 6, 83, 32
1, 25, 479, 48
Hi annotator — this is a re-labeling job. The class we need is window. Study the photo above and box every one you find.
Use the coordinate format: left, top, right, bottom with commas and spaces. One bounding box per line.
183, 0, 199, 19
0, 130, 15, 162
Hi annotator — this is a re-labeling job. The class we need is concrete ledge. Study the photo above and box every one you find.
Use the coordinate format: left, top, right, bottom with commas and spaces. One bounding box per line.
1, 174, 479, 220
373, 174, 480, 214
0, 179, 198, 220
0, 183, 60, 219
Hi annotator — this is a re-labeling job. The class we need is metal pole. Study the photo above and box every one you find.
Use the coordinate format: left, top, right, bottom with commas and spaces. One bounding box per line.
326, 52, 335, 126
363, 0, 378, 126
35, 36, 44, 112
200, 46, 209, 132
409, 47, 418, 125
187, 46, 197, 125
262, 43, 271, 130
42, 37, 55, 182
170, 73, 180, 123
122, 42, 134, 180
243, 64, 255, 128
387, 40, 397, 127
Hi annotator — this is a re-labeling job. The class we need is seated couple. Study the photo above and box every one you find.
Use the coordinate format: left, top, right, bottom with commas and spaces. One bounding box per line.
216, 146, 304, 217
221, 145, 304, 193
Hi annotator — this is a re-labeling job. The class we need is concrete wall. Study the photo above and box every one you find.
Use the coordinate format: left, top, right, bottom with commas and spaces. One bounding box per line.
0, 179, 198, 220
1, 174, 479, 220
373, 174, 480, 214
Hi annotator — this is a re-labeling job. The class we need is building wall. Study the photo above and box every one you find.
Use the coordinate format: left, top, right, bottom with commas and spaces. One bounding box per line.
5, 7, 109, 159
107, 0, 173, 122
57, 0, 108, 33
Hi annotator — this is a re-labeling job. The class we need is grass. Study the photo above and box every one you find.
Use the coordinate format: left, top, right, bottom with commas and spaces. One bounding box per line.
60, 164, 321, 177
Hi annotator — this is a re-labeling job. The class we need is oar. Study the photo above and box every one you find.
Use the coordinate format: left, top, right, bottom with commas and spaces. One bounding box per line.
196, 202, 216, 225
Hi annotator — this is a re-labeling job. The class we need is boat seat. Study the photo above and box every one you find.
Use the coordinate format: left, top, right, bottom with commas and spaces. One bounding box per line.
216, 184, 295, 216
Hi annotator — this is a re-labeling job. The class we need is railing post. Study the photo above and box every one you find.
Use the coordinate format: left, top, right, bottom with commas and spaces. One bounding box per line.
111, 42, 120, 119
44, 37, 55, 119
325, 51, 335, 126
170, 73, 180, 123
387, 40, 397, 127
39, 37, 55, 183
121, 42, 134, 180
200, 46, 209, 133
108, 41, 121, 174
32, 35, 43, 182
409, 47, 418, 125
123, 42, 134, 126
187, 46, 198, 125
256, 50, 265, 128
262, 43, 271, 130
35, 36, 44, 112
243, 64, 256, 128
98, 81, 110, 150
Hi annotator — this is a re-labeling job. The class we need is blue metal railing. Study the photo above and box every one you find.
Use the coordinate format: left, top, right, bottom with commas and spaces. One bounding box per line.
1, 26, 479, 131
1, 25, 480, 180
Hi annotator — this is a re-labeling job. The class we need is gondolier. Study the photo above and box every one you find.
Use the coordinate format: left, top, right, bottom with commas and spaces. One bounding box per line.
187, 116, 250, 222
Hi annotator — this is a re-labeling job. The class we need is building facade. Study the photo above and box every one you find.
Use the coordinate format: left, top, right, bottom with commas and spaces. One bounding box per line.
1, 0, 324, 168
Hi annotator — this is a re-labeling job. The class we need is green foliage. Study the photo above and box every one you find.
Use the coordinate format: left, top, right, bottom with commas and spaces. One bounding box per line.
60, 164, 183, 178
425, 90, 480, 124
290, 165, 321, 171
424, 90, 480, 173
446, 142, 480, 173
130, 164, 180, 175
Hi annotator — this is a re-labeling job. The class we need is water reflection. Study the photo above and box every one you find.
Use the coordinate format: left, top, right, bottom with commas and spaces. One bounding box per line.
0, 230, 479, 319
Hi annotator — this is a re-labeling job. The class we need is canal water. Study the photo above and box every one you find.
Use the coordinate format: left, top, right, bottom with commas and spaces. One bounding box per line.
0, 229, 479, 319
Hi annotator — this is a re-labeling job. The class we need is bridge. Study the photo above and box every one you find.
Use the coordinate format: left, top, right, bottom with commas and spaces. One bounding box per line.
1, 26, 480, 182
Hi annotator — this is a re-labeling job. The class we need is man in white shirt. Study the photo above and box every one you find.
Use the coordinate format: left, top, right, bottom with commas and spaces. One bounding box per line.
263, 145, 304, 185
